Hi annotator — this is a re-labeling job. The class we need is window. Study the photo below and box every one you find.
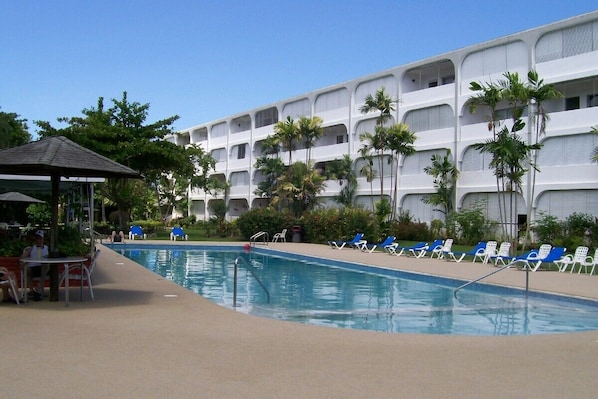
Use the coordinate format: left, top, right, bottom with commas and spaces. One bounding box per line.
565, 96, 580, 110
237, 144, 246, 159
428, 80, 438, 88
587, 94, 598, 107
441, 75, 455, 85
336, 135, 346, 144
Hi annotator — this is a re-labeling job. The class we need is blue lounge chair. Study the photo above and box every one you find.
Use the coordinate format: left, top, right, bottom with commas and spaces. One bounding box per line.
387, 242, 428, 257
170, 226, 188, 241
328, 233, 365, 250
446, 242, 487, 263
507, 244, 552, 271
357, 236, 396, 253
128, 225, 146, 240
411, 239, 444, 258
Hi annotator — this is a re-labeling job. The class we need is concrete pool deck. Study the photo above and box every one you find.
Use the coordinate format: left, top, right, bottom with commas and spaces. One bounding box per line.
1, 240, 597, 398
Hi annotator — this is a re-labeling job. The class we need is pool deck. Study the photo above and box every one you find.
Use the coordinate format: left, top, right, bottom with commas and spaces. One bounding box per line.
1, 240, 597, 398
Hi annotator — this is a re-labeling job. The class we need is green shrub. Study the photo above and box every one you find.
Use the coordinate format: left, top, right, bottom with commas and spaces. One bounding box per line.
448, 207, 496, 245
387, 220, 430, 242
300, 207, 378, 244
236, 208, 296, 240
532, 212, 562, 244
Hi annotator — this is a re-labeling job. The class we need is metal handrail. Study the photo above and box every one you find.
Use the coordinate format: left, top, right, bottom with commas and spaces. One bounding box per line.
249, 231, 269, 247
454, 263, 530, 299
233, 256, 270, 307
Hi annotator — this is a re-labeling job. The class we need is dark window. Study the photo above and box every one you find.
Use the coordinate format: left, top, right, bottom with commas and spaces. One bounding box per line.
237, 144, 246, 159
587, 94, 598, 108
565, 96, 580, 110
428, 80, 438, 88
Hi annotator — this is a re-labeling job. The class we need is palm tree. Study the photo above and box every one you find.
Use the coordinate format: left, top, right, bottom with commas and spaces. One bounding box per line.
328, 154, 357, 206
259, 134, 281, 157
275, 161, 326, 217
274, 116, 299, 164
358, 147, 376, 210
468, 78, 507, 238
386, 123, 417, 219
523, 70, 561, 248
359, 86, 396, 126
359, 87, 397, 203
359, 125, 388, 197
297, 116, 323, 163
253, 156, 285, 198
422, 149, 459, 217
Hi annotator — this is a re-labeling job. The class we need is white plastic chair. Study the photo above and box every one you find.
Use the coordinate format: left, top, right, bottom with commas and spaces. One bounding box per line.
555, 246, 589, 273
0, 267, 20, 304
272, 229, 287, 243
473, 241, 497, 263
59, 250, 100, 301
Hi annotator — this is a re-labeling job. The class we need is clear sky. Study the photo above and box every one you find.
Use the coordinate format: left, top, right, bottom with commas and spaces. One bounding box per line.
1, 0, 597, 137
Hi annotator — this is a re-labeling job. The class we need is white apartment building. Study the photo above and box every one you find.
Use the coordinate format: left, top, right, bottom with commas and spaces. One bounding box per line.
170, 11, 598, 225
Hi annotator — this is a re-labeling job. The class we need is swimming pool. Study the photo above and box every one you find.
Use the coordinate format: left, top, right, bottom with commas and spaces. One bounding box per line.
109, 243, 598, 336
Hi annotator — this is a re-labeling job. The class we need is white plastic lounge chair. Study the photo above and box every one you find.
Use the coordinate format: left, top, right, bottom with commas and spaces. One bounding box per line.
446, 242, 486, 263
580, 248, 598, 275
431, 239, 453, 259
411, 239, 444, 258
358, 236, 395, 253
491, 242, 512, 266
170, 226, 188, 241
328, 233, 365, 250
508, 244, 552, 271
473, 241, 497, 263
272, 228, 287, 243
59, 249, 100, 301
555, 246, 589, 273
388, 242, 427, 256
128, 225, 146, 240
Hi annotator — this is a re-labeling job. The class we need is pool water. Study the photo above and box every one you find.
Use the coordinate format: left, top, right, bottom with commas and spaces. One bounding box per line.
114, 244, 598, 336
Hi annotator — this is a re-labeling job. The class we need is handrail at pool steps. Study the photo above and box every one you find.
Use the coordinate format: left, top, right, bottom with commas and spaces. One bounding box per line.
249, 231, 269, 247
454, 263, 530, 298
233, 256, 270, 307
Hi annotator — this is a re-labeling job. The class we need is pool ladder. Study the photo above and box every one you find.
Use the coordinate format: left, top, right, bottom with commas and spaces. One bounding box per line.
233, 256, 270, 307
454, 263, 530, 299
249, 231, 269, 247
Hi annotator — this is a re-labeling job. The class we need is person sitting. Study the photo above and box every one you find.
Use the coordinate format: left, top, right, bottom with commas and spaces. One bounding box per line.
20, 230, 49, 301
110, 230, 125, 243
0, 267, 20, 303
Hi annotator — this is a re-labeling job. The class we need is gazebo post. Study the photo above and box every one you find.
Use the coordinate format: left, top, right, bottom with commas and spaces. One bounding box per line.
49, 172, 60, 301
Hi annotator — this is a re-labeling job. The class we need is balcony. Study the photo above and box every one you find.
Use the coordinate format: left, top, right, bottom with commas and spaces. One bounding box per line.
536, 51, 598, 83
401, 84, 455, 107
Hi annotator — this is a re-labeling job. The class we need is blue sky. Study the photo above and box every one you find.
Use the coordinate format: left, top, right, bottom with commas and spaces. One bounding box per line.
1, 1, 597, 137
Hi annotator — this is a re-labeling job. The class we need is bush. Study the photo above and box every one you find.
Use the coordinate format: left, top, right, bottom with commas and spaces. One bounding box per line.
532, 212, 562, 244
236, 208, 296, 240
387, 220, 430, 242
448, 207, 496, 245
300, 207, 378, 244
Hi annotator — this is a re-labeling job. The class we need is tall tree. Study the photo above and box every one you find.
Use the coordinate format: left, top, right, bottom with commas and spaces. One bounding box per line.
359, 87, 397, 204
0, 110, 31, 148
358, 148, 376, 210
36, 92, 215, 228
523, 70, 561, 248
422, 150, 459, 217
386, 122, 417, 219
273, 116, 299, 164
297, 115, 323, 163
470, 72, 542, 247
274, 161, 325, 217
327, 154, 357, 207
